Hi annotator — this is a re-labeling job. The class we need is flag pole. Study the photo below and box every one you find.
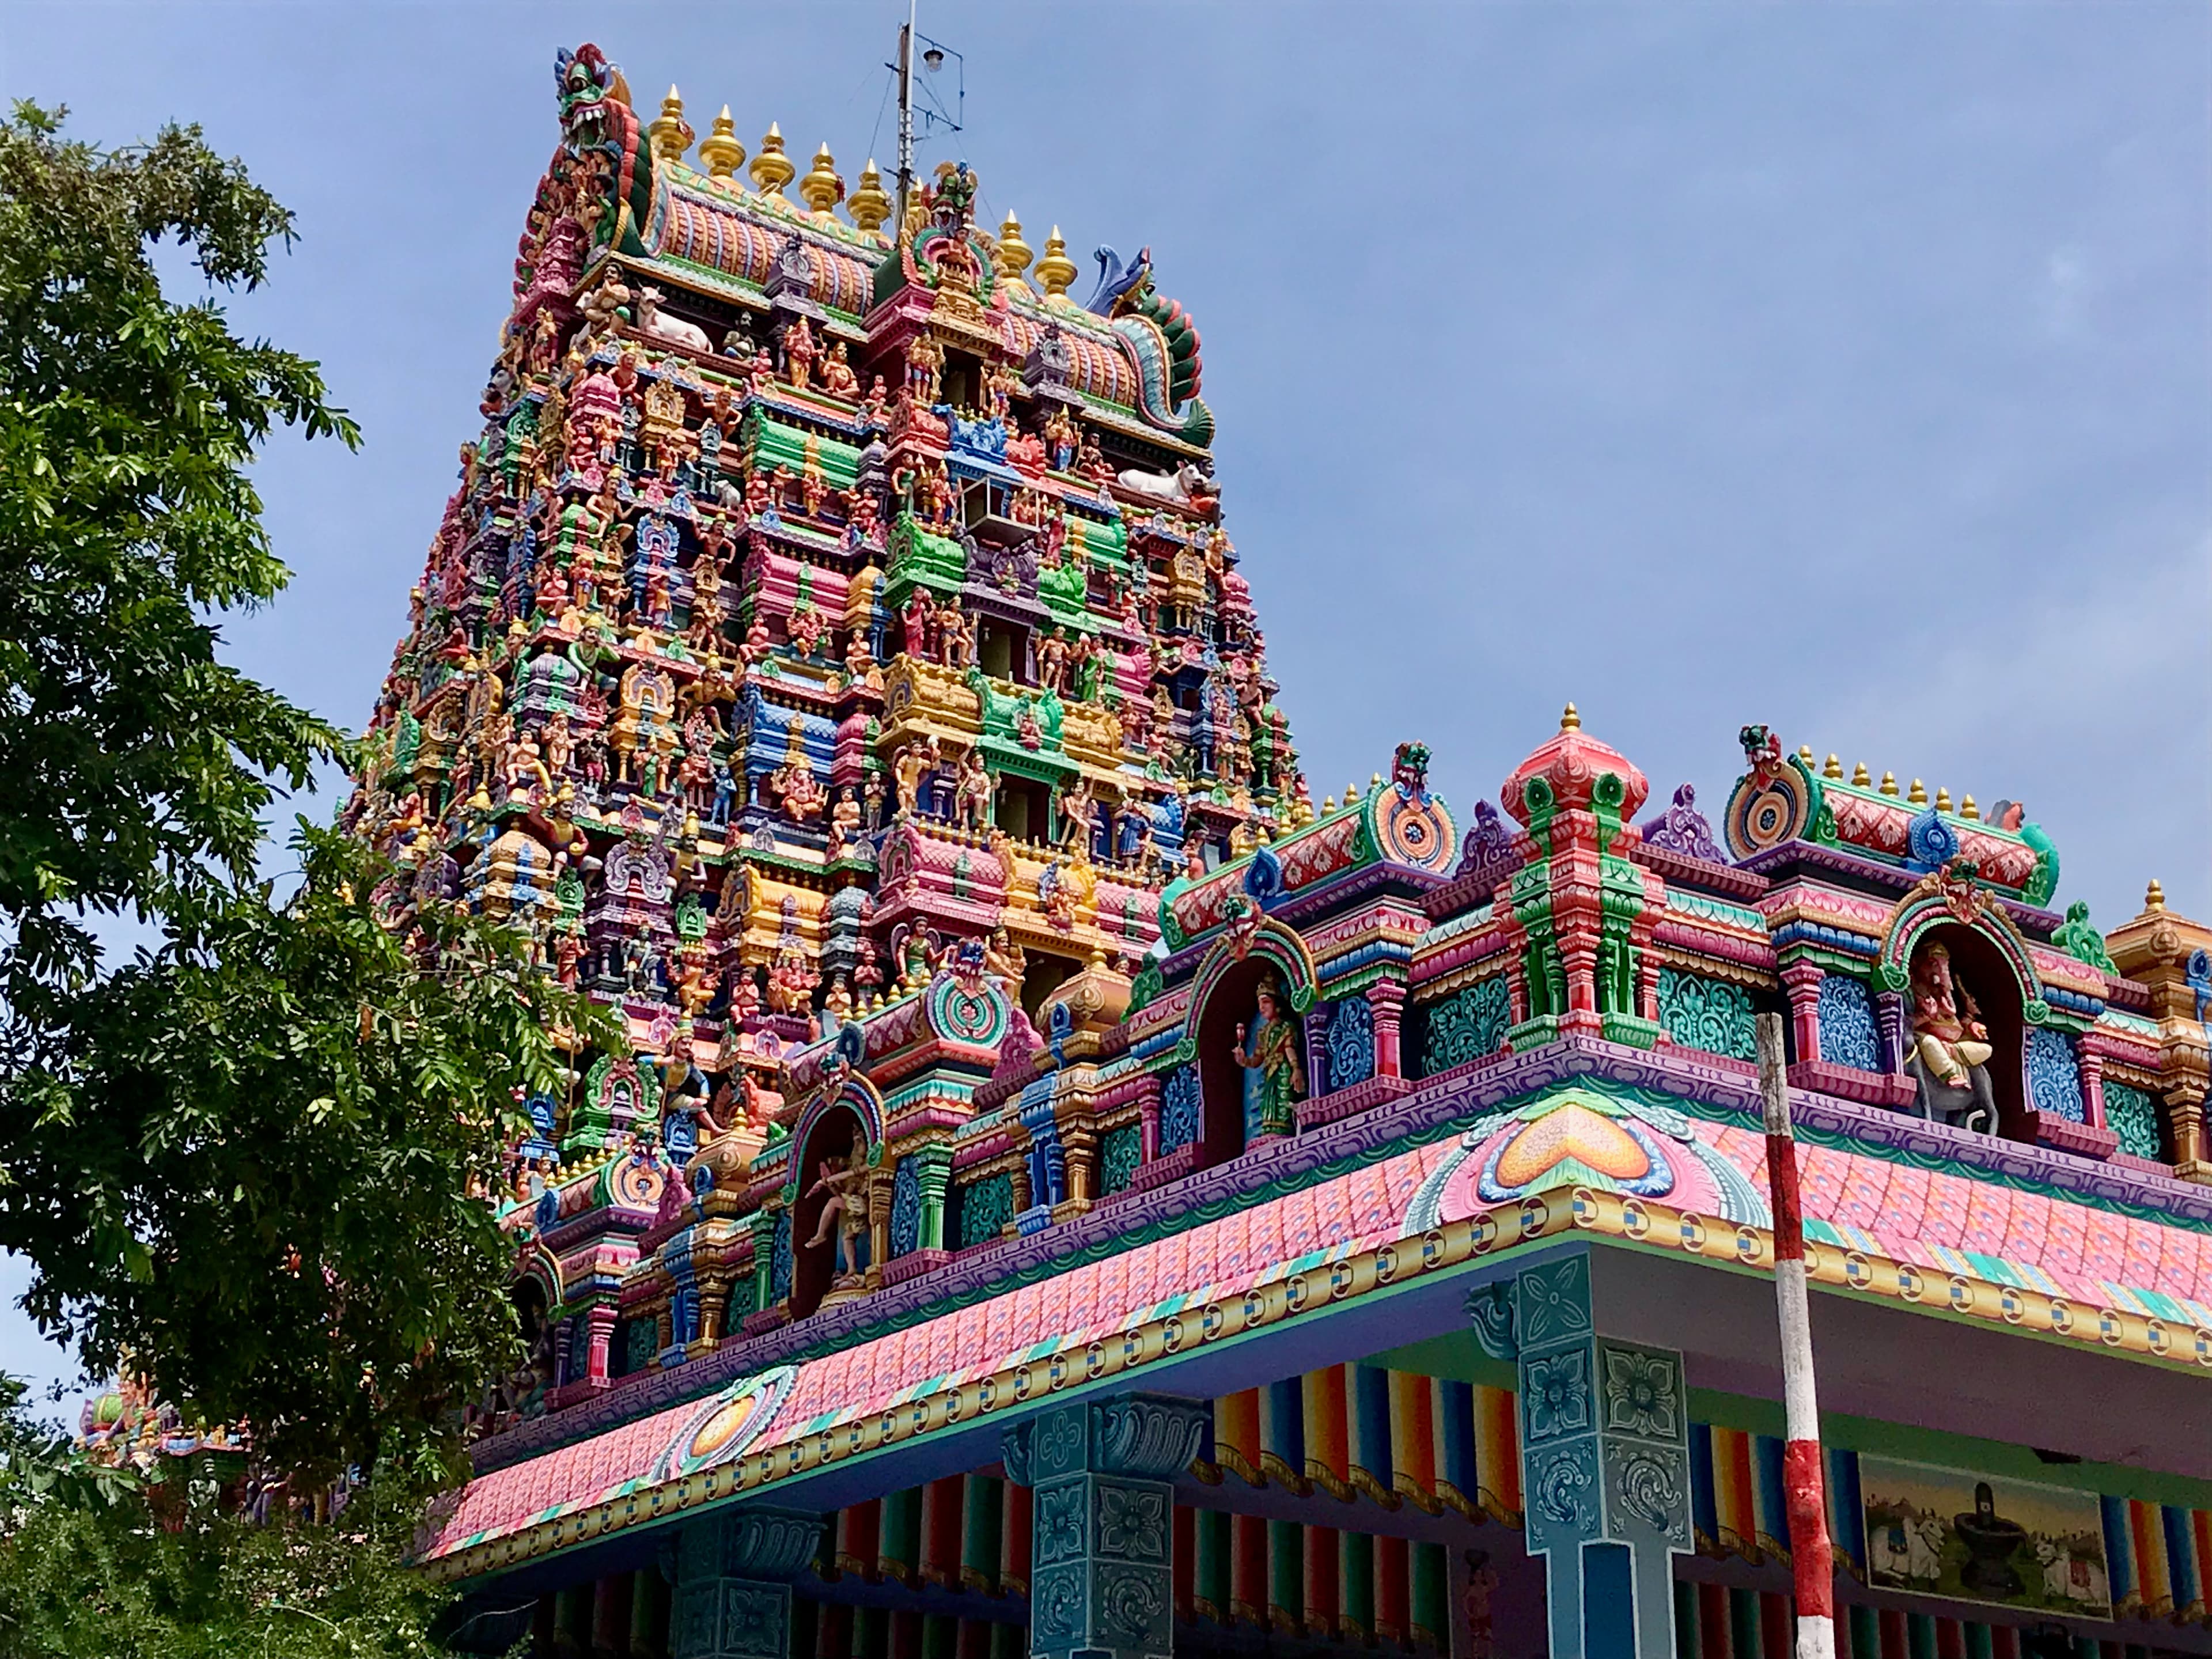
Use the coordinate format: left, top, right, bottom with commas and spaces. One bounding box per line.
1758, 1011, 1838, 1659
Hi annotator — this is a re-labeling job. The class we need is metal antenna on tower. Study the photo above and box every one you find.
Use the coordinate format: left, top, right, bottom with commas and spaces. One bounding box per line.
894, 0, 915, 236
889, 0, 963, 236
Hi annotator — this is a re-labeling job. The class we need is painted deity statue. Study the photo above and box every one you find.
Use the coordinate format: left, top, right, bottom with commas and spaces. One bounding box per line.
1908, 940, 1997, 1131
1911, 941, 1992, 1088
804, 1139, 869, 1282
1234, 974, 1305, 1140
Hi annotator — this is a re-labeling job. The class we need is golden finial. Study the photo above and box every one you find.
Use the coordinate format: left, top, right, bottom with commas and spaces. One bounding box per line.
1321, 796, 1336, 813
1822, 753, 1842, 779
1034, 225, 1078, 303
1934, 786, 1952, 813
696, 105, 744, 180
1370, 772, 1384, 791
1880, 771, 1897, 796
800, 143, 844, 215
1908, 778, 1927, 805
649, 86, 695, 164
750, 123, 794, 196
1851, 762, 1870, 786
849, 158, 892, 233
1346, 783, 1359, 805
2146, 878, 2166, 911
1561, 702, 1581, 732
995, 211, 1035, 286
1960, 794, 1979, 821
1797, 745, 1814, 765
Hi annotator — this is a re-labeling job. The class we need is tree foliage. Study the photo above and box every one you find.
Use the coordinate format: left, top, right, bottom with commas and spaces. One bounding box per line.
14, 825, 607, 1483
0, 99, 353, 1023
0, 102, 616, 1484
0, 1380, 456, 1659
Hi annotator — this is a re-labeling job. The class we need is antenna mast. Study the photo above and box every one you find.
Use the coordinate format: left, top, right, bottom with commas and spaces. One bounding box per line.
895, 0, 916, 237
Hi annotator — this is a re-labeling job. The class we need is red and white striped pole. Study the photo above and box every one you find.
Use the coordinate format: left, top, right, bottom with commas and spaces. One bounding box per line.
1757, 1012, 1837, 1659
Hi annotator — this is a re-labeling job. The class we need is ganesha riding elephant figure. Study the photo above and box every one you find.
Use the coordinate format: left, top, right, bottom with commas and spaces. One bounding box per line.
1908, 940, 1997, 1132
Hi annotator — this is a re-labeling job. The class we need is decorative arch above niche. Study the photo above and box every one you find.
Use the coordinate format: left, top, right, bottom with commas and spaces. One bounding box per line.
1876, 861, 2051, 1026
1174, 903, 1319, 1065
780, 1071, 888, 1205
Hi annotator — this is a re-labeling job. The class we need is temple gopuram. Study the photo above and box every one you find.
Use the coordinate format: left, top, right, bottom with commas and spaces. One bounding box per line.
350, 42, 2212, 1659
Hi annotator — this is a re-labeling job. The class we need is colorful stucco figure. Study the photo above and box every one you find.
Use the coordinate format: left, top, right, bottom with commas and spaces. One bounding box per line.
340, 41, 2212, 1659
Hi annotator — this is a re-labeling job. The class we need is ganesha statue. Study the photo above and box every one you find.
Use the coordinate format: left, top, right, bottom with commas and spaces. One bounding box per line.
1907, 940, 1996, 1132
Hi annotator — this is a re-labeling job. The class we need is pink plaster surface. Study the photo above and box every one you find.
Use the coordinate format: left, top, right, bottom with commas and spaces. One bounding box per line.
426, 1117, 2211, 1562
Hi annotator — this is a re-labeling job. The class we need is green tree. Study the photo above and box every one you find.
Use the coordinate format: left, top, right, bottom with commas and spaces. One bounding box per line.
0, 1379, 459, 1658
0, 99, 349, 1026
0, 101, 613, 1486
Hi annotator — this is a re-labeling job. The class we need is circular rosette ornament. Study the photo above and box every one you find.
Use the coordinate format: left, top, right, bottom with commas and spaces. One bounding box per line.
1725, 759, 1816, 859
925, 972, 1009, 1049
607, 1151, 664, 1211
1370, 785, 1455, 873
652, 1365, 798, 1483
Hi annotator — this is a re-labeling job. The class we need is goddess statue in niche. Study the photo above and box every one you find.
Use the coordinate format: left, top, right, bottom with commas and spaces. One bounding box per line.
1234, 972, 1305, 1140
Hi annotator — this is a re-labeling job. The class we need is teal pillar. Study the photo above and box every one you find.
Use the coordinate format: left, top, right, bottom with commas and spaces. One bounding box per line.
1473, 1248, 1691, 1659
1001, 1391, 1209, 1659
666, 1506, 823, 1659
916, 1142, 954, 1251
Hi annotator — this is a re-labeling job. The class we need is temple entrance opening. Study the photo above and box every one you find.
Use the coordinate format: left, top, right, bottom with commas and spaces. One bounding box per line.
993, 777, 1047, 843
976, 618, 1024, 683
1018, 952, 1078, 1021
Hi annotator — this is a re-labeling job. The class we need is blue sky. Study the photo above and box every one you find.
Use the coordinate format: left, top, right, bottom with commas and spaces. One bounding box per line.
3, 3, 2206, 1405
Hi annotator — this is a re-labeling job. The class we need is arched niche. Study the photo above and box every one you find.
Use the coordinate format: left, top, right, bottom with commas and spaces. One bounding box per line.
1180, 914, 1317, 1171
1908, 921, 2031, 1138
1878, 868, 2047, 1141
508, 1250, 561, 1407
783, 1075, 884, 1320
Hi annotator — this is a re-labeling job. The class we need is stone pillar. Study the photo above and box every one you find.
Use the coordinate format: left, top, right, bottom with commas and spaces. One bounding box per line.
2170, 1081, 2209, 1176
915, 1143, 954, 1251
1779, 961, 1823, 1066
1001, 1391, 1209, 1659
1873, 990, 1909, 1077
586, 1304, 618, 1385
1060, 1122, 1097, 1211
1136, 1073, 1164, 1162
748, 1210, 779, 1315
591, 1572, 632, 1657
1366, 979, 1407, 1080
666, 1507, 823, 1659
1472, 1249, 1690, 1659
1302, 999, 1334, 1098
867, 1169, 893, 1286
696, 1283, 729, 1349
2076, 1039, 2109, 1131
629, 1566, 665, 1657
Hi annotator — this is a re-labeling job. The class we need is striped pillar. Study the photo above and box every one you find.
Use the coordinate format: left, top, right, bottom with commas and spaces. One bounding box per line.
1759, 1013, 1836, 1659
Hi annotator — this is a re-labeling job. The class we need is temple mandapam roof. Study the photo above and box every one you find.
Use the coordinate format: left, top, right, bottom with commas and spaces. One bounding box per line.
423, 1078, 2212, 1580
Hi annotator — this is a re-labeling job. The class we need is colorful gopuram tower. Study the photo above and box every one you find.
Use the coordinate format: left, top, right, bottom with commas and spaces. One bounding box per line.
368, 41, 2212, 1659
350, 41, 1304, 1392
